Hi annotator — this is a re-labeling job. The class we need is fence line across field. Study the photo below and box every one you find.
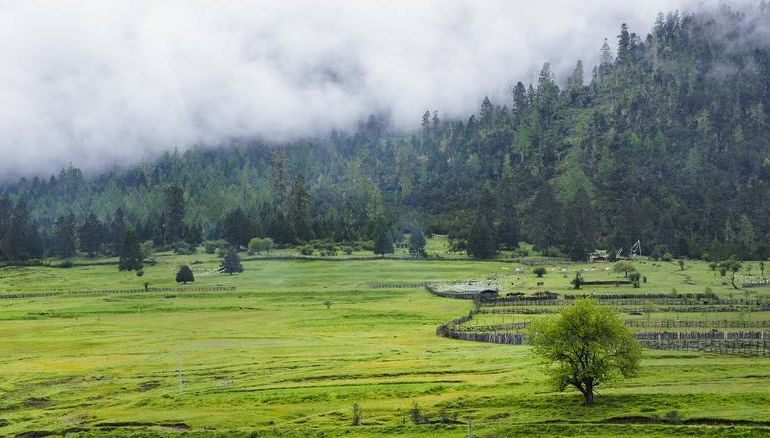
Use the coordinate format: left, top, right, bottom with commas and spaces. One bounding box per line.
0, 286, 236, 300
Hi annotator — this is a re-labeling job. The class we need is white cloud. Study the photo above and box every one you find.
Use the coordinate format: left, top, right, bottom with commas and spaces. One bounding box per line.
0, 0, 697, 178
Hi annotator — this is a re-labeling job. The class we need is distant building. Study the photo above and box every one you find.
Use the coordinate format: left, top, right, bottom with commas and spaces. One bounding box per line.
589, 250, 610, 263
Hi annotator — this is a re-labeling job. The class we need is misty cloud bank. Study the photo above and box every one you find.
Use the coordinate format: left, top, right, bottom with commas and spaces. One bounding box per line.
0, 0, 699, 178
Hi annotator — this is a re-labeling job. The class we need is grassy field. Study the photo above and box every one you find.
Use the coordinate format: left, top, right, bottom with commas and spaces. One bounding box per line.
1, 250, 770, 437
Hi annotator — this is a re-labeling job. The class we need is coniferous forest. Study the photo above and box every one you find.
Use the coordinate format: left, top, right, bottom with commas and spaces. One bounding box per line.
2, 7, 770, 263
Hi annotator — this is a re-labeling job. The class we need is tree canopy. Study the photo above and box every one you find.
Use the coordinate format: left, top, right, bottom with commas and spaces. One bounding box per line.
531, 299, 642, 405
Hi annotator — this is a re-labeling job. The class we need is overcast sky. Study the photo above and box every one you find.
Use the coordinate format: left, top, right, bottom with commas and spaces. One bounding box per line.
0, 0, 700, 179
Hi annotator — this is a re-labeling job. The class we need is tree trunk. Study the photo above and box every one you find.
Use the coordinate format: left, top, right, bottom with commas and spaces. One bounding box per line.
584, 379, 594, 406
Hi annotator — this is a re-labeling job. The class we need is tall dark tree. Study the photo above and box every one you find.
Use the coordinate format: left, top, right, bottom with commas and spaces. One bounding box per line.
0, 196, 12, 256
109, 208, 127, 257
53, 214, 78, 258
271, 149, 291, 210
467, 216, 497, 259
118, 229, 143, 271
163, 185, 185, 243
564, 188, 595, 261
374, 227, 394, 257
220, 249, 243, 275
526, 183, 562, 251
79, 212, 105, 257
408, 227, 426, 258
288, 174, 312, 242
222, 207, 252, 248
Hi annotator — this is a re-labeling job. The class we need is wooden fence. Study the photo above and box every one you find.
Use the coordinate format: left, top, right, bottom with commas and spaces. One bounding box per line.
624, 320, 770, 329
0, 286, 235, 300
369, 282, 430, 289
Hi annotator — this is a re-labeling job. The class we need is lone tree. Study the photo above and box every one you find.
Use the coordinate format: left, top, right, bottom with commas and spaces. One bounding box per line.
571, 271, 583, 289
220, 249, 244, 275
531, 299, 641, 406
612, 260, 636, 277
175, 265, 195, 284
719, 258, 742, 289
533, 266, 547, 277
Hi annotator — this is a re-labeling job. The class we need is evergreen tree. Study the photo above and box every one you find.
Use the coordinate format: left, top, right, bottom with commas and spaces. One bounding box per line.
175, 264, 195, 284
119, 229, 143, 271
617, 23, 631, 63
408, 228, 427, 258
374, 227, 394, 256
467, 216, 497, 259
220, 249, 243, 275
110, 208, 127, 257
79, 211, 105, 257
526, 183, 562, 251
288, 174, 312, 242
163, 185, 185, 243
2, 199, 43, 261
222, 207, 252, 248
0, 195, 12, 260
564, 188, 595, 261
53, 214, 77, 258
271, 149, 291, 210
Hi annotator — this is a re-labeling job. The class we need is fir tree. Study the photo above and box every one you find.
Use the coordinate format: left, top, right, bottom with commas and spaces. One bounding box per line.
175, 264, 195, 284
79, 211, 105, 257
374, 228, 394, 257
220, 249, 243, 275
118, 229, 143, 271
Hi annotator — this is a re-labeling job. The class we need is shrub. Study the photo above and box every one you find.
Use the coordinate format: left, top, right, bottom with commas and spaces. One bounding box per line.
351, 402, 362, 426
662, 252, 674, 262
533, 266, 547, 277
248, 237, 275, 255
410, 401, 426, 425
174, 242, 196, 255
300, 246, 314, 256
136, 269, 145, 277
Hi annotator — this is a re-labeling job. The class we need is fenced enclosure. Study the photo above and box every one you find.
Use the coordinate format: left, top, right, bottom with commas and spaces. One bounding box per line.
432, 285, 770, 356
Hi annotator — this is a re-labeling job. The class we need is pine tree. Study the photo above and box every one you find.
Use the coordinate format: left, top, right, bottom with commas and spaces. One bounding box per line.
2, 199, 43, 261
53, 214, 78, 258
288, 174, 312, 242
79, 211, 105, 257
374, 228, 394, 257
564, 188, 595, 261
110, 208, 127, 257
271, 149, 291, 211
599, 38, 613, 74
222, 207, 252, 248
0, 195, 13, 260
526, 183, 562, 251
119, 229, 143, 271
220, 249, 243, 275
163, 185, 185, 243
511, 81, 529, 119
617, 23, 631, 63
175, 264, 195, 284
408, 228, 426, 258
467, 216, 496, 259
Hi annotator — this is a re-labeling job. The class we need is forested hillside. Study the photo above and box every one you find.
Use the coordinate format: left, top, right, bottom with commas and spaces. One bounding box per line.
2, 6, 770, 262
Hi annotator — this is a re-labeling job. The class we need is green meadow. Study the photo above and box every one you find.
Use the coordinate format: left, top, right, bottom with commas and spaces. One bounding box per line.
1, 251, 770, 437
